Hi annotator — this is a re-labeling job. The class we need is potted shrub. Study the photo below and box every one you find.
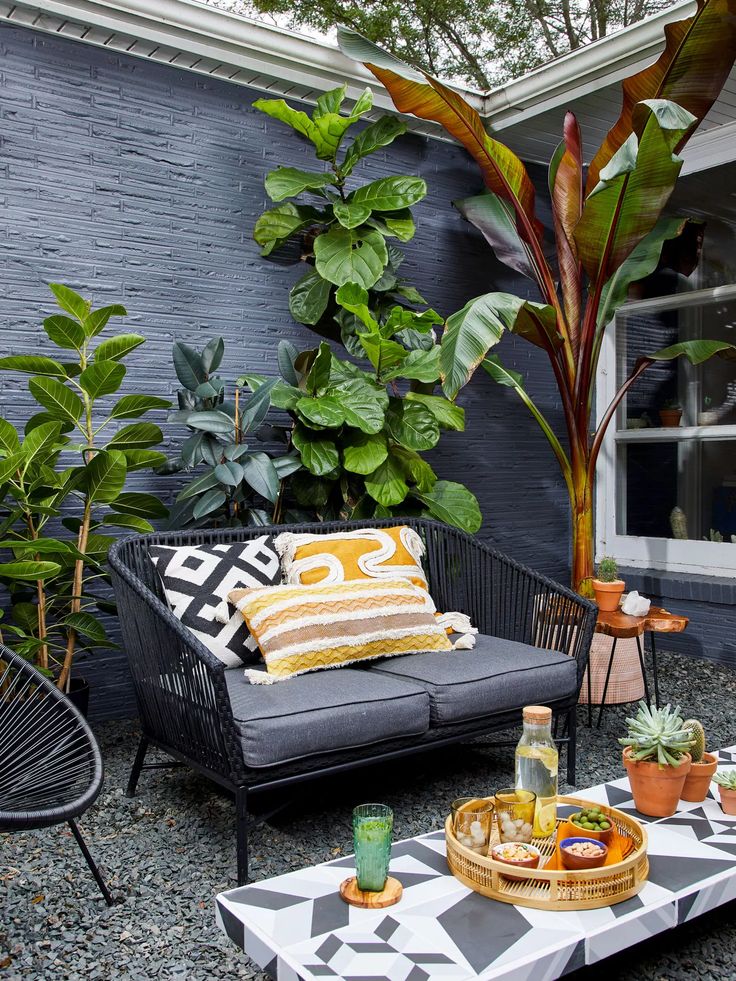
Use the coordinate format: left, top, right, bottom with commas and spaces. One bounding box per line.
592, 556, 625, 612
681, 719, 718, 802
619, 702, 693, 817
713, 770, 736, 815
659, 400, 682, 428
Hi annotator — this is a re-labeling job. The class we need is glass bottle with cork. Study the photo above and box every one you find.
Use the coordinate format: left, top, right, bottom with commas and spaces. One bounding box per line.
515, 705, 558, 837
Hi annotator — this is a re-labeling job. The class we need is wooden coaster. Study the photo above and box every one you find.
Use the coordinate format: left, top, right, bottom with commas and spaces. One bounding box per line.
339, 876, 403, 909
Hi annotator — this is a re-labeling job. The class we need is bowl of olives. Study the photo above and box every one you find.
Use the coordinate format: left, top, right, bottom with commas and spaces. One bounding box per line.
567, 805, 614, 844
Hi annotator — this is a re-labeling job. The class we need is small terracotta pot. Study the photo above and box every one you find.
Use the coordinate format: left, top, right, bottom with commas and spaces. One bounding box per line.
681, 752, 718, 802
718, 787, 736, 816
659, 408, 682, 427
592, 579, 625, 612
622, 747, 691, 817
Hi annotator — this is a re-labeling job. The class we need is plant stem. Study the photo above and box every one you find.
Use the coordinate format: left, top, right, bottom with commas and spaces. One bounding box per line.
57, 496, 91, 692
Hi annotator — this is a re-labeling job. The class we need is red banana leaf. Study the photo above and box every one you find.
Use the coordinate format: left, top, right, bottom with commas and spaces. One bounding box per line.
587, 0, 736, 193
549, 112, 584, 348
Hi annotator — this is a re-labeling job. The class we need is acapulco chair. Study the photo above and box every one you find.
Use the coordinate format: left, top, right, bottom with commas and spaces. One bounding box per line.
0, 645, 113, 905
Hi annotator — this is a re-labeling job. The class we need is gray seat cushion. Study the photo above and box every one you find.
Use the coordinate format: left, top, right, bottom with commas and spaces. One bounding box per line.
225, 667, 430, 768
367, 634, 577, 724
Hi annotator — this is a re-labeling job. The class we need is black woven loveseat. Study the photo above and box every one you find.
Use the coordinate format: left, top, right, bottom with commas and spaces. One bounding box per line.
108, 517, 596, 884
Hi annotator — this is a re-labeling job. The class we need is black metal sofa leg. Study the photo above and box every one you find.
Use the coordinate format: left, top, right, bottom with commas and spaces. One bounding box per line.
68, 820, 114, 906
236, 787, 248, 886
566, 706, 577, 787
127, 735, 149, 797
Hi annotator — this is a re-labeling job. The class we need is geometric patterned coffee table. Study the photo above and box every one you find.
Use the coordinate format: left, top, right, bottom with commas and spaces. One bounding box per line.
216, 746, 736, 980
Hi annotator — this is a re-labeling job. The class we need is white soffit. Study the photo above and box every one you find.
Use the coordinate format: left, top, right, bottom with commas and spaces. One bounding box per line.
1, 0, 734, 173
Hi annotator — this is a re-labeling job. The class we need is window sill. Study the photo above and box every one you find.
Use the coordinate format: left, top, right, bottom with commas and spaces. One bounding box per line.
620, 567, 736, 606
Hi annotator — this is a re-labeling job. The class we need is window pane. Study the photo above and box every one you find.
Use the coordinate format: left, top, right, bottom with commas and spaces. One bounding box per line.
617, 439, 736, 542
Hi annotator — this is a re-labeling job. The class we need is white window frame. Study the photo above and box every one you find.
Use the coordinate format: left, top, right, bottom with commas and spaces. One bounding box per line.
596, 282, 736, 577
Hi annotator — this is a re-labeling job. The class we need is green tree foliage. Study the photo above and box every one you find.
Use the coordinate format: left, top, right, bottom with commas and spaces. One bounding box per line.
208, 0, 671, 88
0, 285, 170, 687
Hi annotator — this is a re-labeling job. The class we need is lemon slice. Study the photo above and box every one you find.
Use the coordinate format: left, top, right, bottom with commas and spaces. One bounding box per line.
536, 802, 557, 835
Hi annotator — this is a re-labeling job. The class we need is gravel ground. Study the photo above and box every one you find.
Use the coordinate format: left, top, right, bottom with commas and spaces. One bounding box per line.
2, 649, 736, 981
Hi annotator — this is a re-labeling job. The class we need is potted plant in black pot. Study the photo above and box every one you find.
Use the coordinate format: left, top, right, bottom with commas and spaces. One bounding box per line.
0, 284, 169, 712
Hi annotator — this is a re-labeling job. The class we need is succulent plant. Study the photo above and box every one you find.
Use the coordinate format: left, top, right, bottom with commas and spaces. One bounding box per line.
713, 770, 736, 790
596, 556, 619, 583
682, 719, 706, 763
618, 702, 695, 768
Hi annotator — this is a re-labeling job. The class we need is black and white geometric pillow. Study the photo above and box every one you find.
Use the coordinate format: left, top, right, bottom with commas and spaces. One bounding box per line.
148, 537, 282, 668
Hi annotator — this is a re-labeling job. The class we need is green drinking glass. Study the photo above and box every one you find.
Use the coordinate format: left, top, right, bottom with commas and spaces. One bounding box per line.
353, 803, 393, 892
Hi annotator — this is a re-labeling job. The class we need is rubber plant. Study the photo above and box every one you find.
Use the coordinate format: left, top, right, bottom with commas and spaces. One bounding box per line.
162, 337, 301, 527
339, 0, 736, 594
0, 284, 170, 688
252, 83, 481, 530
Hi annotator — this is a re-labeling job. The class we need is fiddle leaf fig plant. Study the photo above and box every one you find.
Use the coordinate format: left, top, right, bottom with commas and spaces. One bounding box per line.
0, 284, 170, 689
162, 338, 302, 528
253, 84, 438, 353
252, 337, 481, 531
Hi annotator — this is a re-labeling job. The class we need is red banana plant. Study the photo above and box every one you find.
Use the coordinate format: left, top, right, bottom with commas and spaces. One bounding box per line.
339, 0, 736, 595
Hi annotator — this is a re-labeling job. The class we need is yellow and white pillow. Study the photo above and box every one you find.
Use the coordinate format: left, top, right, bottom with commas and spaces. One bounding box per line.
273, 526, 428, 590
229, 578, 452, 683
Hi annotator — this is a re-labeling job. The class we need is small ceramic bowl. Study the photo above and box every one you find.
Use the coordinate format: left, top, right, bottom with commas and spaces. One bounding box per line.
559, 837, 608, 870
566, 809, 615, 846
491, 842, 541, 880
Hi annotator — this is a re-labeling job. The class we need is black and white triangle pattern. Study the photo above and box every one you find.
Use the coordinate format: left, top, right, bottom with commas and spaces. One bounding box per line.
149, 537, 281, 667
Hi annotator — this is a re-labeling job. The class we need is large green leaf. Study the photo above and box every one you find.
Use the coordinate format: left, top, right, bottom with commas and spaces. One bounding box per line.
338, 27, 544, 250
177, 469, 221, 502
587, 0, 736, 192
315, 84, 347, 116
29, 377, 83, 423
201, 337, 225, 374
254, 95, 367, 161
108, 422, 164, 449
643, 339, 736, 365
358, 332, 408, 378
277, 340, 300, 386
0, 418, 20, 454
110, 395, 171, 419
575, 100, 696, 283
314, 225, 388, 289
306, 342, 333, 396
364, 452, 409, 506
22, 421, 63, 466
415, 480, 482, 533
79, 360, 126, 398
597, 217, 688, 329
49, 283, 89, 322
292, 424, 339, 476
289, 270, 333, 326
214, 461, 244, 487
392, 445, 436, 492
184, 411, 234, 434
172, 341, 205, 391
335, 282, 379, 332
366, 209, 416, 242
333, 202, 372, 229
351, 175, 427, 212
342, 431, 388, 474
341, 115, 407, 178
102, 513, 155, 533
85, 304, 127, 337
192, 488, 227, 520
241, 452, 280, 503
94, 333, 145, 362
63, 611, 110, 644
384, 347, 441, 383
43, 315, 85, 350
334, 377, 388, 434
86, 449, 127, 502
405, 392, 465, 431
455, 191, 536, 282
296, 395, 346, 429
254, 203, 324, 256
0, 451, 24, 485
0, 356, 66, 377
123, 449, 168, 471
386, 399, 440, 450
110, 492, 168, 518
0, 559, 61, 580
265, 166, 334, 201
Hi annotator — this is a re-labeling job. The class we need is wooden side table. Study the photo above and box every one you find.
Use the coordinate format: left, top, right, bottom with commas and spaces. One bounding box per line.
590, 606, 689, 727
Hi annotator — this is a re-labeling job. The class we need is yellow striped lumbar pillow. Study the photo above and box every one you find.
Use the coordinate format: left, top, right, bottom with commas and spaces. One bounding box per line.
228, 578, 452, 683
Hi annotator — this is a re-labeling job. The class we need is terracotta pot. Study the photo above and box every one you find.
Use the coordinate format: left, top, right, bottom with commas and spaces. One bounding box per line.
592, 579, 625, 612
622, 747, 691, 817
681, 752, 718, 802
718, 787, 736, 816
659, 408, 682, 427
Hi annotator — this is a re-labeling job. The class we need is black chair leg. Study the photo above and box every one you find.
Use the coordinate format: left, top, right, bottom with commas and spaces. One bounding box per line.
597, 638, 618, 729
68, 819, 114, 906
566, 706, 577, 786
127, 735, 149, 797
236, 787, 248, 886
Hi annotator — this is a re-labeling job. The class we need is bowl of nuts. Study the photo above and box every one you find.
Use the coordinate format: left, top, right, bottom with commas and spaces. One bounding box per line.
559, 837, 609, 870
491, 842, 541, 879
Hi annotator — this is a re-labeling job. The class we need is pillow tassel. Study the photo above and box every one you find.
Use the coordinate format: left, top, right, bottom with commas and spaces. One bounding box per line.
244, 669, 276, 685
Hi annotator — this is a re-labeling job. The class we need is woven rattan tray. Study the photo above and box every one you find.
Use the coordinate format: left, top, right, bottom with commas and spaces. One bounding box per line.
445, 794, 648, 910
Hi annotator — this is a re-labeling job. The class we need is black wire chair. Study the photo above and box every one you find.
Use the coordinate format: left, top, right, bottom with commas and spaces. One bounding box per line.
0, 645, 113, 905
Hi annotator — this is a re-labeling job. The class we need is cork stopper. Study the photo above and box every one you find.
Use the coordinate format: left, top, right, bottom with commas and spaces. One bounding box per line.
523, 705, 552, 724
